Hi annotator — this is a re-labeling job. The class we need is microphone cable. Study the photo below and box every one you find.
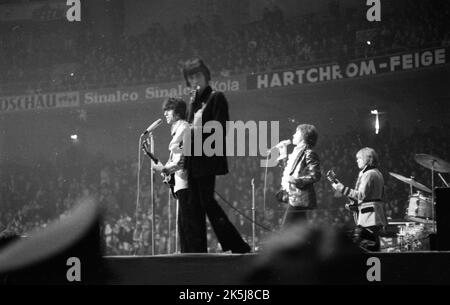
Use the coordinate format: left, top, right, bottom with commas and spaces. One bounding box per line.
214, 190, 273, 232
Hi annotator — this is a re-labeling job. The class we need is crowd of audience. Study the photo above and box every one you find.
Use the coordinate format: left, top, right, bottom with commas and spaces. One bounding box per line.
1, 124, 448, 255
1, 0, 448, 95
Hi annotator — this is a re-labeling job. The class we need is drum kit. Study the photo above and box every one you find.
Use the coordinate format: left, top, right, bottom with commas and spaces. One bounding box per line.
389, 153, 450, 228
384, 154, 450, 252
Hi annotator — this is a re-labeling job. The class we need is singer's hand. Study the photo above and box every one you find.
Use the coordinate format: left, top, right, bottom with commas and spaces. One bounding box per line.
276, 141, 289, 148
275, 189, 288, 203
288, 176, 297, 185
189, 86, 199, 102
277, 145, 288, 161
142, 139, 150, 152
332, 182, 344, 192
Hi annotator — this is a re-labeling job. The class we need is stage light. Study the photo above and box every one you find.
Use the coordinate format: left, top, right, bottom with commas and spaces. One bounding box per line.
366, 40, 371, 45
371, 110, 379, 134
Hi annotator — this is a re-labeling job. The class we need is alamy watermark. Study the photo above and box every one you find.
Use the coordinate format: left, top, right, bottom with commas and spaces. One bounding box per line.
66, 0, 81, 22
66, 256, 81, 282
366, 0, 381, 22
182, 120, 283, 168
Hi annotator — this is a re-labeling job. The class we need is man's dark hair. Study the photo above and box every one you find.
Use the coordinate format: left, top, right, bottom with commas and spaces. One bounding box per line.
182, 58, 211, 87
162, 97, 187, 120
297, 124, 318, 147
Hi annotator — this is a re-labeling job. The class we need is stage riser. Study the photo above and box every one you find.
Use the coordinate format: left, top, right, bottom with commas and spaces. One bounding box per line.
103, 253, 450, 285
3, 253, 450, 284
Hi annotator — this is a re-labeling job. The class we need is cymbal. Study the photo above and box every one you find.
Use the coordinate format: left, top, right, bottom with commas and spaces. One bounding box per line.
415, 154, 450, 173
389, 172, 432, 193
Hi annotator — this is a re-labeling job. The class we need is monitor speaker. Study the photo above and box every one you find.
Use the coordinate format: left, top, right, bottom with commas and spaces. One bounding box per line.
435, 188, 450, 250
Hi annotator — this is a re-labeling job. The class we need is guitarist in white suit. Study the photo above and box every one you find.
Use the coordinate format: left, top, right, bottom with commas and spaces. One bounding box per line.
150, 97, 197, 253
330, 147, 387, 251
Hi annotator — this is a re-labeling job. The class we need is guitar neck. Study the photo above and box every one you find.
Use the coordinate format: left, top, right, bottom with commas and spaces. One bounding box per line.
143, 149, 159, 164
326, 176, 339, 184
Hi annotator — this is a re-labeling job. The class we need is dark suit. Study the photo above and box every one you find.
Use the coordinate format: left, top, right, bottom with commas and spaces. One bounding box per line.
280, 146, 321, 226
184, 86, 250, 253
186, 86, 229, 177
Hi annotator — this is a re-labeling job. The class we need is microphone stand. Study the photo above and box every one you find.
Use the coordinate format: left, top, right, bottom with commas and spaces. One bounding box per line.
175, 196, 179, 253
263, 154, 269, 220
134, 135, 144, 255
167, 188, 171, 254
251, 178, 256, 252
138, 133, 156, 255
149, 133, 155, 255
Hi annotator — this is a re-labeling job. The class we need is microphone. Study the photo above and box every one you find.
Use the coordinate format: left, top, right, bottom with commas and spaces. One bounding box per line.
189, 85, 200, 103
267, 139, 291, 153
142, 118, 162, 136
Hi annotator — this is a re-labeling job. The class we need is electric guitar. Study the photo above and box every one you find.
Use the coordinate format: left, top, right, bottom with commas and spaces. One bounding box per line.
326, 169, 359, 223
142, 140, 176, 198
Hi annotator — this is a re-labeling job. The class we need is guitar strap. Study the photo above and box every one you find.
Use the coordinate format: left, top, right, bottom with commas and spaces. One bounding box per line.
169, 120, 186, 164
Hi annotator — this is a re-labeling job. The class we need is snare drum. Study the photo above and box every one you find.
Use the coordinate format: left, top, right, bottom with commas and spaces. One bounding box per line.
406, 193, 433, 220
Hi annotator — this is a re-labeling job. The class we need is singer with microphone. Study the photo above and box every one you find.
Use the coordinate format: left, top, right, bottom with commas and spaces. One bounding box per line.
141, 100, 193, 253
276, 124, 321, 227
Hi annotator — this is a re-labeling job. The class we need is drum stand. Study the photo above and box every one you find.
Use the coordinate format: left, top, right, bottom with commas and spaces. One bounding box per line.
438, 173, 449, 187
431, 162, 436, 233
409, 177, 414, 196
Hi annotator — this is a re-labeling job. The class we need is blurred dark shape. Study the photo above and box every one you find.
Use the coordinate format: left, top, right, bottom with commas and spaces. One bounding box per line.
0, 230, 20, 251
275, 189, 288, 203
244, 222, 364, 284
352, 226, 380, 252
0, 196, 107, 284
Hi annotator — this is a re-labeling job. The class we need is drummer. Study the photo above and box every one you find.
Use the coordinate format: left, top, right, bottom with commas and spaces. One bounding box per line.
331, 147, 388, 251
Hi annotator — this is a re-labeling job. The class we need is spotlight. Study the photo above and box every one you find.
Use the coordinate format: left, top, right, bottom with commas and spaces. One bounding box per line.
70, 134, 78, 142
371, 110, 379, 135
366, 40, 371, 45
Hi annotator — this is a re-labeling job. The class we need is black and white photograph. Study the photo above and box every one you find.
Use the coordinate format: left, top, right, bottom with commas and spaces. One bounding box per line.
0, 0, 449, 292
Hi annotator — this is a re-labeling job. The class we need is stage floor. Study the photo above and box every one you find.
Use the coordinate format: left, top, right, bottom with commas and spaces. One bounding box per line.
102, 251, 450, 285
103, 253, 256, 285
3, 251, 450, 284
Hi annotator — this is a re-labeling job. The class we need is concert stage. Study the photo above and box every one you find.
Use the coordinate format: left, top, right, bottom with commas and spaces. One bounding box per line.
2, 251, 450, 284
103, 252, 450, 285
103, 253, 255, 285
